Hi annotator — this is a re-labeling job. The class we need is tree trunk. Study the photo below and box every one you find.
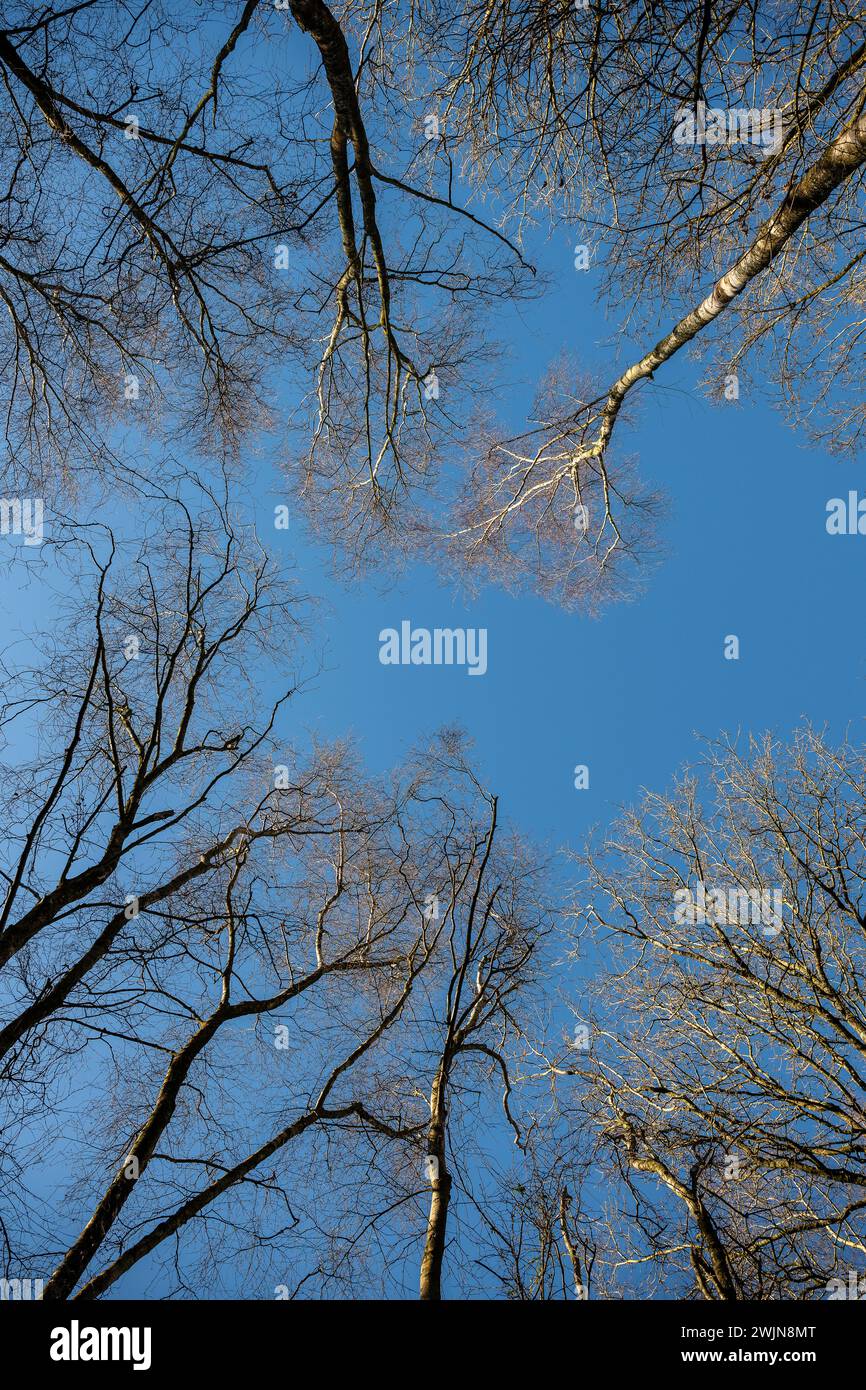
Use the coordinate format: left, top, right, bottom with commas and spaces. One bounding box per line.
594, 105, 866, 456
419, 1062, 451, 1300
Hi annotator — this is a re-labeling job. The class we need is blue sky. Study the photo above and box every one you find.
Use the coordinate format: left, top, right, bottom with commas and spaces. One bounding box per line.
252, 224, 865, 857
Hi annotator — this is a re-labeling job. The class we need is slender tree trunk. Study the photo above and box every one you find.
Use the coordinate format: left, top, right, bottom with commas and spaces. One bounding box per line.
419, 1062, 451, 1300
42, 1013, 222, 1299
559, 1188, 585, 1299
594, 104, 866, 456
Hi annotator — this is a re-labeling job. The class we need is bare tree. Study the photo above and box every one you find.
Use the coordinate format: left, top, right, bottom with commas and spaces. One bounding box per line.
415, 795, 548, 1299
0, 0, 527, 557
556, 726, 866, 1299
412, 0, 866, 603
248, 756, 560, 1302
462, 1143, 597, 1301
0, 480, 558, 1299
8, 4, 862, 600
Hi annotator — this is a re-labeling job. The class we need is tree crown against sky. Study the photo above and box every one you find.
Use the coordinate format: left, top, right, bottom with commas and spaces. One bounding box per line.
0, 490, 556, 1298
0, 0, 863, 602
553, 727, 866, 1300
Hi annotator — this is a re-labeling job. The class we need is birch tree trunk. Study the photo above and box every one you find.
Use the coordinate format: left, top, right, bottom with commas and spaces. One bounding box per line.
419, 1062, 451, 1301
